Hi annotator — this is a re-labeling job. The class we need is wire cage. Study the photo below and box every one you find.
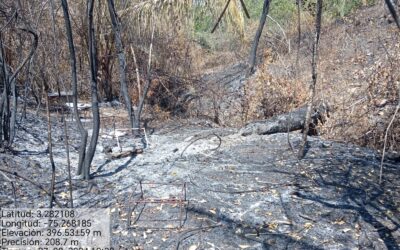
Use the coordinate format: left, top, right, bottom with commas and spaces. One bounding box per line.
127, 181, 188, 230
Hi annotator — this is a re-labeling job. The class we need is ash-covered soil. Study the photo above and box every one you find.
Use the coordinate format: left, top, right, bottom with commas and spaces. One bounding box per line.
0, 110, 399, 250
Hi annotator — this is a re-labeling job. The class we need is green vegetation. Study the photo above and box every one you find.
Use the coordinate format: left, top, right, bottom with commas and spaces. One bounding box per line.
325, 0, 377, 17
191, 0, 377, 50
269, 0, 297, 24
193, 5, 214, 33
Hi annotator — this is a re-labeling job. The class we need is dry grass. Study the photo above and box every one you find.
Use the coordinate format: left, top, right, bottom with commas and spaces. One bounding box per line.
316, 5, 400, 152
245, 3, 400, 152
242, 48, 308, 123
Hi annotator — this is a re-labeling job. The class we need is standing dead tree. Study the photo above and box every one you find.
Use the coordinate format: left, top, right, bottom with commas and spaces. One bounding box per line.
211, 0, 232, 33
107, 0, 155, 133
136, 20, 155, 133
385, 0, 400, 28
379, 0, 400, 184
248, 0, 271, 76
40, 66, 57, 208
211, 0, 250, 33
61, 0, 101, 180
296, 0, 302, 73
298, 0, 323, 159
82, 0, 100, 180
0, 33, 10, 148
8, 1, 39, 146
60, 0, 88, 178
0, 17, 38, 148
107, 0, 134, 129
51, 0, 73, 206
211, 0, 258, 75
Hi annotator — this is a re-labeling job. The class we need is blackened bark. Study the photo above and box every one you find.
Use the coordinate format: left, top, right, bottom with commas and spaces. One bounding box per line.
248, 0, 271, 76
21, 58, 32, 120
107, 0, 134, 128
8, 28, 38, 85
241, 103, 329, 136
60, 0, 88, 176
133, 22, 155, 132
0, 168, 63, 208
239, 0, 250, 18
83, 0, 100, 180
99, 37, 113, 102
385, 0, 400, 29
298, 0, 323, 159
41, 71, 57, 208
0, 34, 10, 147
9, 78, 16, 144
51, 0, 73, 206
211, 0, 232, 33
0, 27, 38, 146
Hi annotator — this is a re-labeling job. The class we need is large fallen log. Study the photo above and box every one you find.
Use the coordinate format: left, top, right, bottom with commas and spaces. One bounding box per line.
104, 146, 143, 159
240, 102, 330, 136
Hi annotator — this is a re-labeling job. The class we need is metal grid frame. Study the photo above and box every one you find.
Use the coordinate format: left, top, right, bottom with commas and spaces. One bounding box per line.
127, 181, 188, 230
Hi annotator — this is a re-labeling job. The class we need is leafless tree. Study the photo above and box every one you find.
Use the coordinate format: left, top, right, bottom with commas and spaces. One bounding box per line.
61, 0, 89, 178
107, 0, 134, 128
82, 0, 100, 180
385, 0, 400, 28
379, 0, 400, 183
0, 3, 37, 148
298, 0, 323, 159
41, 66, 57, 208
107, 0, 155, 133
248, 0, 271, 76
296, 0, 302, 73
51, 0, 73, 206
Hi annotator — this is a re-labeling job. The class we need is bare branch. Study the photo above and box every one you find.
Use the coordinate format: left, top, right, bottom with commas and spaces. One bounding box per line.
385, 0, 400, 29
8, 27, 38, 84
0, 168, 63, 208
298, 0, 323, 159
211, 0, 232, 33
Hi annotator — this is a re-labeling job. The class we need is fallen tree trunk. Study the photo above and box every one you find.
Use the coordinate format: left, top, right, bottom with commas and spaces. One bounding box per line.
107, 148, 143, 159
240, 103, 330, 136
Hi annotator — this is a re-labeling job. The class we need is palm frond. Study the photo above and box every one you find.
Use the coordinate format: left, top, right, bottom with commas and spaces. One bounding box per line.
118, 0, 245, 35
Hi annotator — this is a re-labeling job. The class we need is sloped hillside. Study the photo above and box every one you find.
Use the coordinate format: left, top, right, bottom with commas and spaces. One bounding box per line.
242, 3, 400, 153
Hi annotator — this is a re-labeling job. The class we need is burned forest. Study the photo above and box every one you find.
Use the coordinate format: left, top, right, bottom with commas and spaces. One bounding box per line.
0, 0, 399, 249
